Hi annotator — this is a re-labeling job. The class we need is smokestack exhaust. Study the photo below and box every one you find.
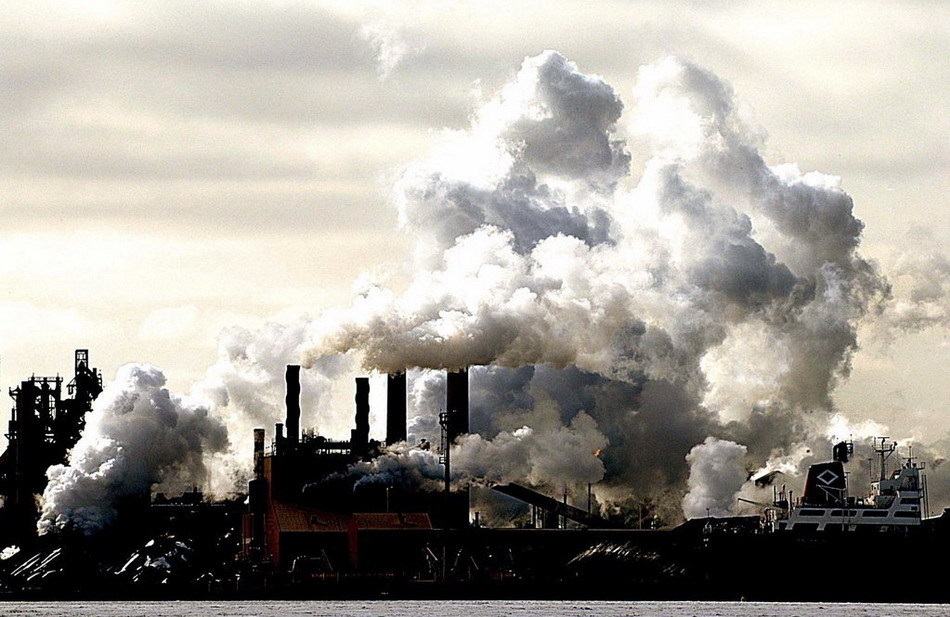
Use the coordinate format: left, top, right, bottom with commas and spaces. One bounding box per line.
386, 373, 407, 446
285, 365, 301, 448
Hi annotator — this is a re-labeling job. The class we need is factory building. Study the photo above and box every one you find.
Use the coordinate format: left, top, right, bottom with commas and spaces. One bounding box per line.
0, 352, 812, 599
241, 365, 630, 586
245, 366, 472, 573
0, 352, 644, 594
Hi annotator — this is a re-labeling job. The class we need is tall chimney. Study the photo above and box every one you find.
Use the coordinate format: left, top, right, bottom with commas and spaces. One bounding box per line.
248, 428, 267, 556
285, 365, 301, 448
351, 377, 370, 457
253, 428, 265, 480
386, 373, 407, 445
445, 368, 469, 443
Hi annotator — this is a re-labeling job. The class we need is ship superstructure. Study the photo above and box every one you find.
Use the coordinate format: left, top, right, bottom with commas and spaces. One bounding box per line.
771, 438, 928, 533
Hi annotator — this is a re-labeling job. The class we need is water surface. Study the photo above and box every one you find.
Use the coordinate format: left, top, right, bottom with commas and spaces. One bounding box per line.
0, 601, 946, 617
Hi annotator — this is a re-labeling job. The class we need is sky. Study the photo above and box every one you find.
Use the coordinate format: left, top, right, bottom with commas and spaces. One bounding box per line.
2, 0, 948, 500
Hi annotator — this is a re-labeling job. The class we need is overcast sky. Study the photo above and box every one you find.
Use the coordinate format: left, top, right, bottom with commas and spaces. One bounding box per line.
2, 0, 947, 443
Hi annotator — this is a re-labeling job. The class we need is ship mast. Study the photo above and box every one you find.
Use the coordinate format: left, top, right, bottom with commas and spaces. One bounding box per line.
873, 437, 896, 482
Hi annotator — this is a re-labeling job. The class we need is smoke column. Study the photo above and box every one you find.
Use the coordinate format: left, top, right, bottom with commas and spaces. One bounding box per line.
288, 51, 891, 519
682, 437, 748, 519
38, 364, 228, 535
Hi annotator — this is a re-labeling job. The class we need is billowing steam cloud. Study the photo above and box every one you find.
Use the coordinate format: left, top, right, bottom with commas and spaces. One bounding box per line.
315, 409, 606, 525
682, 437, 747, 519
455, 411, 607, 488
875, 229, 950, 333
285, 51, 889, 519
117, 50, 944, 525
38, 364, 228, 535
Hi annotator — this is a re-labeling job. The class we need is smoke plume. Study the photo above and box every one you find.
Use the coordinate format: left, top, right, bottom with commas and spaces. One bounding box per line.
38, 364, 228, 535
292, 51, 883, 518
682, 437, 748, 519
875, 229, 950, 333
173, 51, 946, 523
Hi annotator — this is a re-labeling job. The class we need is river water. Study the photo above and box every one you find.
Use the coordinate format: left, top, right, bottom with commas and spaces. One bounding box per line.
0, 601, 946, 617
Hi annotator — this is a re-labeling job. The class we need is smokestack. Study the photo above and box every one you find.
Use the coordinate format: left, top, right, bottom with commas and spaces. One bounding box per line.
386, 373, 407, 446
351, 377, 370, 457
249, 427, 266, 556
285, 365, 301, 448
253, 428, 265, 480
445, 369, 469, 443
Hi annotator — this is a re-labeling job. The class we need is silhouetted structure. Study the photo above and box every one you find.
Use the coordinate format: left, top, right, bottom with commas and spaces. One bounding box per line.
385, 373, 407, 446
0, 350, 102, 540
445, 369, 469, 443
285, 365, 301, 448
244, 368, 472, 570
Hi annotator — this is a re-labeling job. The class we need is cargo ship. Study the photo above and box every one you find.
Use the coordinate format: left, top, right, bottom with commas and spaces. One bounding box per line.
769, 438, 929, 533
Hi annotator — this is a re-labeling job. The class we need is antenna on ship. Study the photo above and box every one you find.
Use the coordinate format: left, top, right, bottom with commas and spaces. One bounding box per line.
873, 437, 896, 482
905, 444, 927, 474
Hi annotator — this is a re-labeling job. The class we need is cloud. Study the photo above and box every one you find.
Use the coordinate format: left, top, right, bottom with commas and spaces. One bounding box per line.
360, 18, 425, 80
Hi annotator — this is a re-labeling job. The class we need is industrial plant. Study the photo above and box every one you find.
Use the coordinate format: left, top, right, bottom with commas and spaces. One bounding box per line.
0, 350, 102, 543
2, 350, 950, 601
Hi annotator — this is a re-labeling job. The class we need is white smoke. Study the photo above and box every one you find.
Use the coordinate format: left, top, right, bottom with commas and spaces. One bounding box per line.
278, 51, 886, 517
682, 437, 748, 519
345, 446, 446, 492
143, 50, 946, 524
196, 319, 360, 439
455, 411, 607, 488
324, 411, 606, 499
359, 18, 424, 80
876, 230, 950, 333
38, 364, 228, 536
298, 52, 885, 410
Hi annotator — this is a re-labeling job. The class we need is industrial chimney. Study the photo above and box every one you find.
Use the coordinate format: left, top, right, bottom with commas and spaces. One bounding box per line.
351, 377, 370, 457
285, 365, 301, 448
248, 428, 266, 555
253, 428, 265, 480
445, 369, 469, 444
386, 373, 407, 446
